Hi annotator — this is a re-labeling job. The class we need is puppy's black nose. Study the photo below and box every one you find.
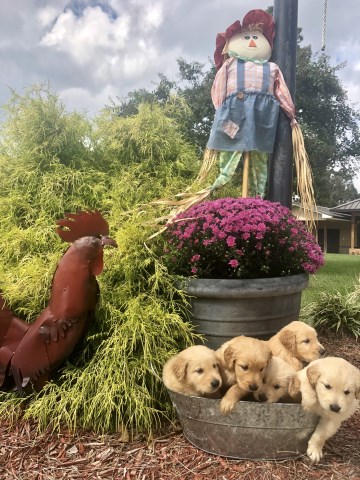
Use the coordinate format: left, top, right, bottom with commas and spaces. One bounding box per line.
211, 379, 220, 389
258, 393, 267, 402
330, 403, 341, 413
249, 383, 258, 392
319, 348, 325, 356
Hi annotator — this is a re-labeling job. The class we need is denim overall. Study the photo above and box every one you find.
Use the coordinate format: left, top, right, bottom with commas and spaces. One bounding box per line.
207, 59, 280, 153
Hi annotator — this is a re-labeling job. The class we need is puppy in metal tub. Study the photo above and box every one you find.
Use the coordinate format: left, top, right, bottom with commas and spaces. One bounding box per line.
162, 345, 223, 398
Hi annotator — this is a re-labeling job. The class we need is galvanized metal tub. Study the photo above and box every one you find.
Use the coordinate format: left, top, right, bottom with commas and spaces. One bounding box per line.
168, 389, 318, 460
182, 274, 309, 350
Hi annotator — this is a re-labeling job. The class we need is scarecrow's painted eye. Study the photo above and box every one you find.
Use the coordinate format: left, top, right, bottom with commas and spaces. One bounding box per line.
244, 34, 250, 40
252, 35, 258, 40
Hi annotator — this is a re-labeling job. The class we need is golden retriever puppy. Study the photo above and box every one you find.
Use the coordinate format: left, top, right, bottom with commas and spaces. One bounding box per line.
162, 345, 222, 397
289, 357, 360, 463
253, 356, 297, 403
268, 320, 325, 370
216, 336, 272, 414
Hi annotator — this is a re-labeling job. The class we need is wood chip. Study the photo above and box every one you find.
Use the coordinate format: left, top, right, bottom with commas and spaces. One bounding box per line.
0, 334, 359, 479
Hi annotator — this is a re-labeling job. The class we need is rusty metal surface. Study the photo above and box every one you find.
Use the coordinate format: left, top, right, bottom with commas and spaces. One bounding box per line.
181, 275, 309, 349
0, 296, 29, 387
168, 389, 318, 460
0, 210, 117, 393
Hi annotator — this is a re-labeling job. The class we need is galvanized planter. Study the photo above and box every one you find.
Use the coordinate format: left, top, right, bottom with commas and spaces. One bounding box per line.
168, 389, 318, 460
182, 274, 309, 349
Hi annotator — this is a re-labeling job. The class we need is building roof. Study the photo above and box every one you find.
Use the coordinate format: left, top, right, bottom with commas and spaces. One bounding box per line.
315, 205, 351, 220
331, 198, 360, 212
292, 202, 350, 221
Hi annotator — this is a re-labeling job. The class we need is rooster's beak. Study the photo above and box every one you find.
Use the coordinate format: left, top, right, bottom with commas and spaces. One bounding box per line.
101, 236, 118, 248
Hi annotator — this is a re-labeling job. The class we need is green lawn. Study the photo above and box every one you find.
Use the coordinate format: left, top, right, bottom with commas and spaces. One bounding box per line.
301, 253, 360, 307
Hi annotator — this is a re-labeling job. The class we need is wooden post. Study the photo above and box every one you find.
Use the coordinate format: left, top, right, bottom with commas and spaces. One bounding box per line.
242, 152, 250, 197
324, 223, 328, 254
351, 213, 355, 250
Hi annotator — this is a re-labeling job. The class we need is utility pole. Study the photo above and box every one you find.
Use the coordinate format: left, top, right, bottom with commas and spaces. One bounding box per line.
268, 0, 298, 209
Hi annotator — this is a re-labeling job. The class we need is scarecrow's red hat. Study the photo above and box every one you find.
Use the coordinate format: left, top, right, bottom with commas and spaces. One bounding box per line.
214, 9, 275, 70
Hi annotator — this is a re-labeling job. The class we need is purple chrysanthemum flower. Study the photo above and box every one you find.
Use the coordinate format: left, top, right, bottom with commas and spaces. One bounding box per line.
228, 259, 239, 268
162, 197, 324, 279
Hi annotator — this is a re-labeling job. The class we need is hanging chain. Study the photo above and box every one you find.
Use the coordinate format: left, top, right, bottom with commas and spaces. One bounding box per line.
321, 0, 327, 51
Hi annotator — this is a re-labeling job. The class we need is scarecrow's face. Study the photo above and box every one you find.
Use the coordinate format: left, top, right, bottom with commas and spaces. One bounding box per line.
227, 29, 271, 61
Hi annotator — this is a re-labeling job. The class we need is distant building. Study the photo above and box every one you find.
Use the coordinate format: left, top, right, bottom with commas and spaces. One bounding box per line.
292, 202, 354, 254
331, 199, 360, 255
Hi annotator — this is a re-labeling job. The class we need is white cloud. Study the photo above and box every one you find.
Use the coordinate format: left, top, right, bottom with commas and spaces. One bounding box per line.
37, 2, 168, 88
40, 6, 130, 64
142, 3, 163, 30
37, 5, 59, 27
121, 48, 156, 78
59, 84, 118, 115
344, 83, 360, 108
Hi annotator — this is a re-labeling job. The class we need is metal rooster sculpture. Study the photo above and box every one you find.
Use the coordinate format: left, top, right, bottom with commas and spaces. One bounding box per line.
0, 210, 117, 393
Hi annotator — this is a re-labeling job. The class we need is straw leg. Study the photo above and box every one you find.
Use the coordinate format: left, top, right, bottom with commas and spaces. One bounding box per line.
242, 151, 250, 198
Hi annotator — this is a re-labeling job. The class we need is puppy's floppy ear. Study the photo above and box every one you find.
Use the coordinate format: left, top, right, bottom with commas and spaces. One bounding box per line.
355, 370, 360, 400
306, 364, 320, 387
171, 357, 188, 382
266, 346, 273, 363
223, 346, 236, 370
355, 374, 360, 399
279, 329, 296, 352
355, 386, 360, 400
288, 375, 301, 398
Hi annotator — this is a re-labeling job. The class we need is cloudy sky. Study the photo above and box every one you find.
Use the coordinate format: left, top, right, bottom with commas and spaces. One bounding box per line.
0, 0, 359, 185
1, 0, 359, 115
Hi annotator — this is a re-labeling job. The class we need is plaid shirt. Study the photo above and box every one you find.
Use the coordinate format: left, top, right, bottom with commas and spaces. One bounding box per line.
211, 57, 296, 125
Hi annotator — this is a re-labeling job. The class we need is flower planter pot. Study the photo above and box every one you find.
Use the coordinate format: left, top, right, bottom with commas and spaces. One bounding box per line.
182, 273, 309, 349
167, 389, 318, 460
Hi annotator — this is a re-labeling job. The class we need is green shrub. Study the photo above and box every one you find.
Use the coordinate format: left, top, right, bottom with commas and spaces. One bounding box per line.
302, 279, 360, 339
0, 84, 201, 435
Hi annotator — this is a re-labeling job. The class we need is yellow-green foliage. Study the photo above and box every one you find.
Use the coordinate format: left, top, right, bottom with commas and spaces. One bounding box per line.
0, 84, 201, 435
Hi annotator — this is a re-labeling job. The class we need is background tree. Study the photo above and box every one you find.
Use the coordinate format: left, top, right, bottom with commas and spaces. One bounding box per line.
295, 46, 360, 205
111, 58, 215, 154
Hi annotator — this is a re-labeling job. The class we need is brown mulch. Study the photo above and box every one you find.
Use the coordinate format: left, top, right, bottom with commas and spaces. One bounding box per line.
1, 334, 359, 480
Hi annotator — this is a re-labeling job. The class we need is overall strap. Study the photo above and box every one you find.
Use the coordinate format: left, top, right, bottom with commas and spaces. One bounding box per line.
236, 59, 245, 91
261, 62, 271, 93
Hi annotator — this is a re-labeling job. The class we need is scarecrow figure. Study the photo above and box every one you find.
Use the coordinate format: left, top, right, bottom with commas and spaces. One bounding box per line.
205, 9, 297, 197
153, 9, 314, 227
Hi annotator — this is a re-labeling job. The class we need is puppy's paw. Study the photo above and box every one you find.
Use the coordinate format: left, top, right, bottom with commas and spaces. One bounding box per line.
288, 376, 301, 398
307, 444, 323, 463
220, 396, 236, 415
302, 398, 319, 412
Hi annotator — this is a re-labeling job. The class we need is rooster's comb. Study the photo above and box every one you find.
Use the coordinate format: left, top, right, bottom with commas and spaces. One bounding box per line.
56, 210, 110, 243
